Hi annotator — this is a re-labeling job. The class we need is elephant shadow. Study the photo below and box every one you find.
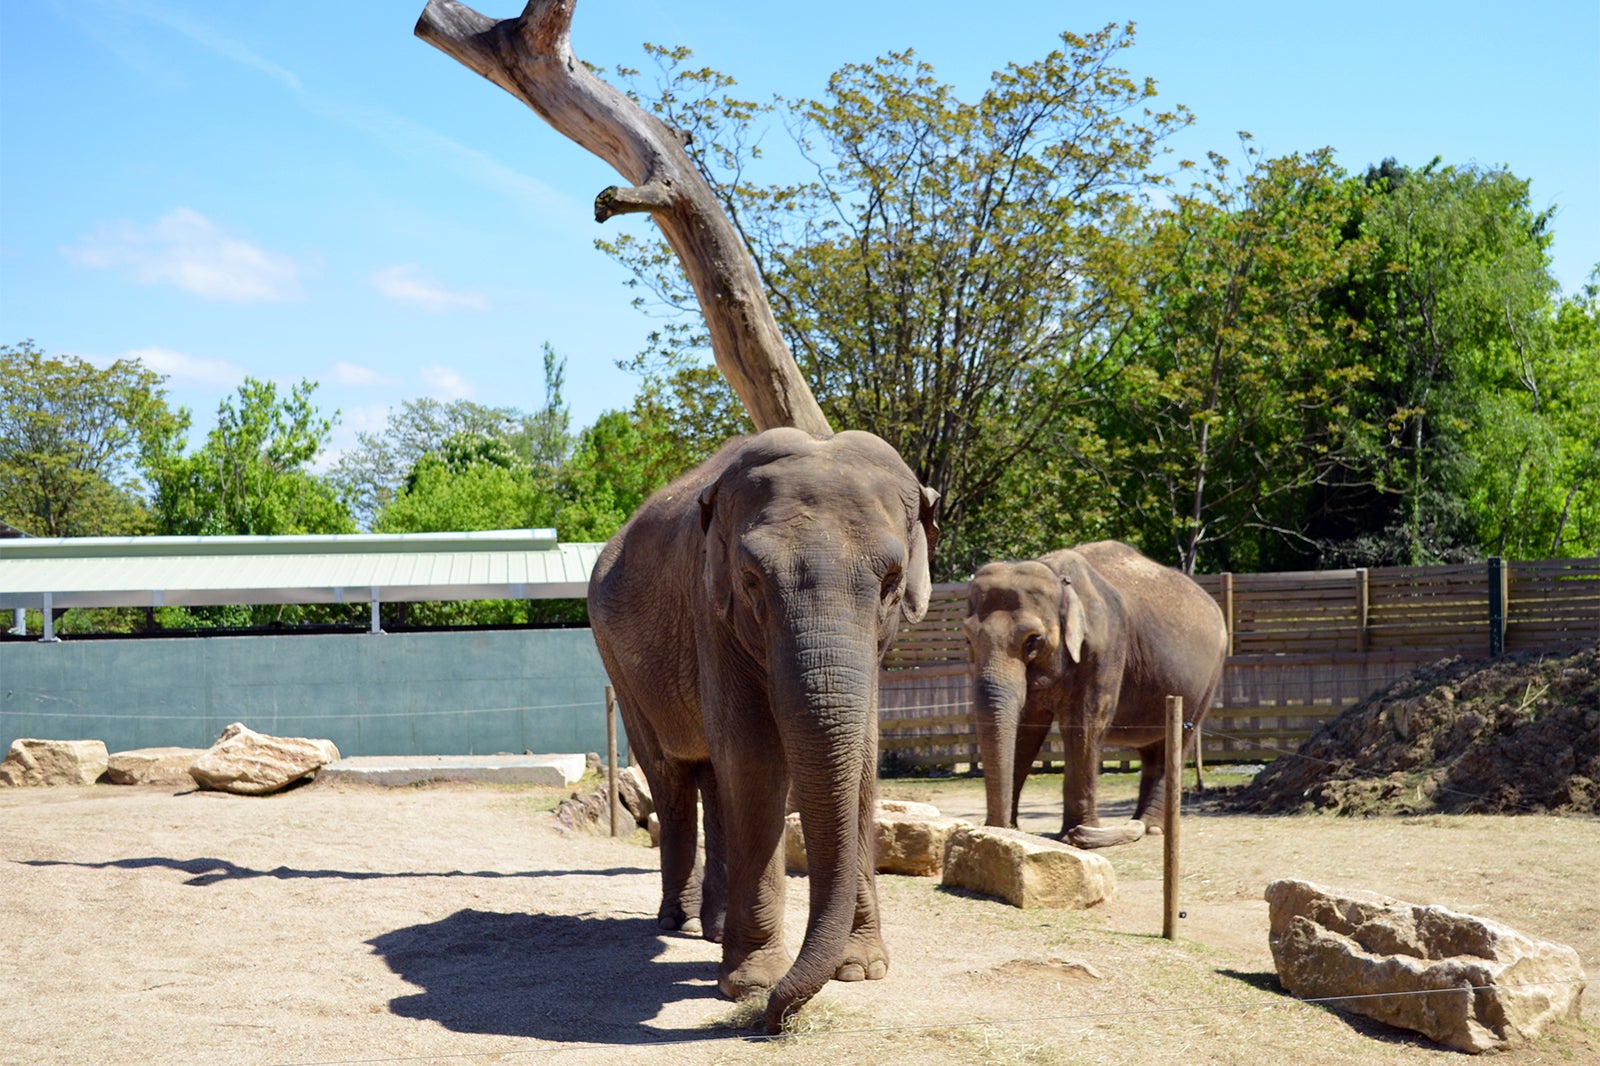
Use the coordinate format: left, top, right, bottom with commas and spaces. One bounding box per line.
367, 910, 724, 1045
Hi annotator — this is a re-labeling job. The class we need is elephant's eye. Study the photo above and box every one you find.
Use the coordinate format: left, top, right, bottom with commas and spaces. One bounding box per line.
880, 566, 903, 601
742, 570, 766, 620
1023, 634, 1044, 660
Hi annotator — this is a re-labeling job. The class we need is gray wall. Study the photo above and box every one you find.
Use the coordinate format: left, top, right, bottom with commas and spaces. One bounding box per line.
0, 629, 622, 759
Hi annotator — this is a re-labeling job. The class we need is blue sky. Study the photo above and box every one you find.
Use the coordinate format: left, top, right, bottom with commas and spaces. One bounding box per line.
3, 1, 1596, 463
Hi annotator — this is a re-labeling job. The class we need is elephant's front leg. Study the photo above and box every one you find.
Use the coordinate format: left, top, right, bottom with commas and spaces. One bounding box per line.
1062, 691, 1145, 849
695, 761, 728, 943
705, 680, 793, 1000
836, 731, 888, 982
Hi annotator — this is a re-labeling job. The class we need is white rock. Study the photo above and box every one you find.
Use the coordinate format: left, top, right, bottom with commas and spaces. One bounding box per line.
1266, 878, 1588, 1053
785, 800, 968, 877
941, 825, 1116, 909
615, 765, 653, 824
188, 723, 339, 796
0, 738, 108, 787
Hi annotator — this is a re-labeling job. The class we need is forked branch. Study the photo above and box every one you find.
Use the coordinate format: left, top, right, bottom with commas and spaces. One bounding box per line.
415, 0, 831, 435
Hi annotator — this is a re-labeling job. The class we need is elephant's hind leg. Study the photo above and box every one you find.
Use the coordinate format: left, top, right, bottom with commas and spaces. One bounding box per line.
1132, 740, 1167, 832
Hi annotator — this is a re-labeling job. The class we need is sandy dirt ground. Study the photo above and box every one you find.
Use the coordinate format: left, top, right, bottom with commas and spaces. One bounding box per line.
2, 771, 1596, 1066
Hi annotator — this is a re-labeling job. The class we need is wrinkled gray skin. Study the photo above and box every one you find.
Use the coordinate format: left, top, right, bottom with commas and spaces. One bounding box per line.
588, 427, 939, 1033
964, 541, 1227, 848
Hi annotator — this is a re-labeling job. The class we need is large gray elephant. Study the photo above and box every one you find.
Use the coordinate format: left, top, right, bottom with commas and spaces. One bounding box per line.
587, 427, 939, 1032
963, 540, 1226, 848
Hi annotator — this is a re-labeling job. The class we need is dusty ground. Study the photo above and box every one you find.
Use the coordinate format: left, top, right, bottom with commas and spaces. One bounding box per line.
2, 769, 1596, 1066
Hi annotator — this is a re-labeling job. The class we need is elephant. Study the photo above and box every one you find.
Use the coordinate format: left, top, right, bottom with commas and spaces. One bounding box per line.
962, 540, 1227, 848
587, 426, 939, 1033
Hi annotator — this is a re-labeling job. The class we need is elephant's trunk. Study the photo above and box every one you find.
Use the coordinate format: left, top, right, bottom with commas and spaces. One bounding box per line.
763, 613, 881, 1033
974, 666, 1025, 828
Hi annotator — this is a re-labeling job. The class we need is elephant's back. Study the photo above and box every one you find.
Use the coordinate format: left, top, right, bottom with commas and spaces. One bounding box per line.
1076, 542, 1227, 700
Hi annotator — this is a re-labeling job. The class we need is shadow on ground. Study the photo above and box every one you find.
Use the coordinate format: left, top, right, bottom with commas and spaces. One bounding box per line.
369, 909, 729, 1044
18, 856, 652, 887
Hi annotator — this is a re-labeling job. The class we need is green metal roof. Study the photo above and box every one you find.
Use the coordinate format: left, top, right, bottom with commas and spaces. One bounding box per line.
0, 529, 606, 609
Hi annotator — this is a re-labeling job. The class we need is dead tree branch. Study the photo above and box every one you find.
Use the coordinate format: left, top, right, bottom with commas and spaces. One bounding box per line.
415, 0, 831, 435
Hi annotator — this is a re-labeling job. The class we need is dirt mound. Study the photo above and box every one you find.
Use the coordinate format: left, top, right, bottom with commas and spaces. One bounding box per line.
1230, 644, 1600, 817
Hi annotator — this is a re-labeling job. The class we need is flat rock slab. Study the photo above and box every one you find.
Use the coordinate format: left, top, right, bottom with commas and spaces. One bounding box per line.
1266, 878, 1588, 1053
105, 747, 204, 787
321, 753, 586, 788
0, 738, 109, 787
942, 825, 1116, 909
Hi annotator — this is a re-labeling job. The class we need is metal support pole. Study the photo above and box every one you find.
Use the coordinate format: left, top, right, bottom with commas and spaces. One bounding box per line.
40, 592, 59, 643
1163, 695, 1183, 940
606, 685, 620, 837
369, 587, 384, 634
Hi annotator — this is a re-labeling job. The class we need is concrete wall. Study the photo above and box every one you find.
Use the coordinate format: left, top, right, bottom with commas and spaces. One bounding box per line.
0, 629, 622, 759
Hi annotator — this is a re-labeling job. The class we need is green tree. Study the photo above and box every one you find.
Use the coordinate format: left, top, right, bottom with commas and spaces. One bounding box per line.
330, 347, 573, 530
377, 426, 578, 625
152, 377, 353, 537
1095, 147, 1377, 573
0, 341, 187, 537
604, 26, 1191, 576
1465, 280, 1600, 557
1317, 159, 1562, 565
553, 363, 749, 542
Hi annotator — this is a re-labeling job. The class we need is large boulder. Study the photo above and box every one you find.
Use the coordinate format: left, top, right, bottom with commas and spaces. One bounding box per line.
614, 765, 653, 824
106, 747, 204, 787
0, 738, 109, 787
786, 799, 968, 877
941, 825, 1116, 909
188, 723, 339, 796
1266, 878, 1588, 1053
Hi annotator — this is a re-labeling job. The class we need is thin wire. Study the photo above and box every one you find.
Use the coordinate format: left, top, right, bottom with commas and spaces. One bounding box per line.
0, 700, 605, 721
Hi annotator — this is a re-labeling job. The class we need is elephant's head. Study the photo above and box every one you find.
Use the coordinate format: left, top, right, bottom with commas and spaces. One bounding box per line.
698, 427, 938, 1026
963, 558, 1087, 828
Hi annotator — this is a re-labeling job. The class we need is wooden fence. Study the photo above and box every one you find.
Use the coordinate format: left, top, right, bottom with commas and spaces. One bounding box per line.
878, 556, 1600, 770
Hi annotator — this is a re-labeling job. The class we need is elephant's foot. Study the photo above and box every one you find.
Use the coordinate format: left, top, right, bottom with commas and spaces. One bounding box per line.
656, 900, 702, 935
1065, 819, 1147, 849
834, 927, 889, 982
718, 942, 794, 1002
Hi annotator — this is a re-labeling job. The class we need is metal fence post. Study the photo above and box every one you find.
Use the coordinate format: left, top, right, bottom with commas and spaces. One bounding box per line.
1487, 557, 1505, 656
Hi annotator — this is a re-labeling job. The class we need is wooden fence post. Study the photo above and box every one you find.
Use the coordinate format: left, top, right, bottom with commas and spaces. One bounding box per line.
1163, 695, 1182, 940
1220, 572, 1235, 656
1355, 568, 1369, 652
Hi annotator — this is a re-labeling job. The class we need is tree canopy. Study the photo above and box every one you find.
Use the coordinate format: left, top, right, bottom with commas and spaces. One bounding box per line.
0, 341, 186, 537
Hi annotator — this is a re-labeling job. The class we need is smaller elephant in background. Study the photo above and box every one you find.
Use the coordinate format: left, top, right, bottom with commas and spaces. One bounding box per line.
963, 540, 1227, 848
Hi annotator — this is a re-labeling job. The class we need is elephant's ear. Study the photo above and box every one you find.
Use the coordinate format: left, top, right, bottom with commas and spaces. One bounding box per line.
699, 482, 735, 620
1060, 580, 1087, 663
902, 485, 941, 623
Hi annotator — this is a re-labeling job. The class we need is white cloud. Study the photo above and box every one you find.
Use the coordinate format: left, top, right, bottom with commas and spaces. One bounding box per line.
420, 365, 475, 401
330, 361, 397, 387
370, 264, 489, 313
68, 208, 305, 302
121, 346, 246, 388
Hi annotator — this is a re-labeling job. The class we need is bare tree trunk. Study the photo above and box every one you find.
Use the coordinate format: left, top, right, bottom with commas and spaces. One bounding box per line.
414, 0, 831, 436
